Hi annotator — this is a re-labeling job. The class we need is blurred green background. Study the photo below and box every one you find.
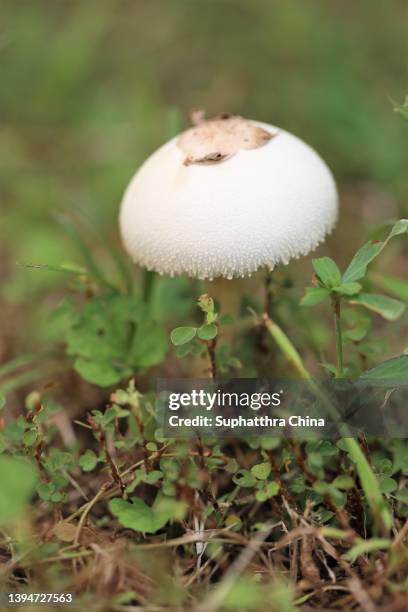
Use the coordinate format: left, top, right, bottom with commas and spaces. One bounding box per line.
1, 0, 407, 357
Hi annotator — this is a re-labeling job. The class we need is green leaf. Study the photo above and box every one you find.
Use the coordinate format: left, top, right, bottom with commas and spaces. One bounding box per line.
251, 462, 271, 480
112, 405, 130, 419
224, 458, 239, 473
0, 456, 38, 524
343, 538, 391, 562
290, 476, 306, 494
255, 481, 280, 501
23, 429, 37, 447
320, 527, 350, 539
360, 355, 408, 381
126, 468, 164, 492
175, 344, 193, 358
170, 326, 197, 346
379, 477, 398, 493
313, 482, 346, 506
312, 257, 342, 289
316, 509, 335, 523
308, 452, 323, 469
51, 491, 64, 503
332, 475, 354, 490
44, 449, 74, 472
232, 469, 256, 488
342, 220, 408, 283
319, 362, 338, 375
343, 242, 384, 283
300, 287, 330, 306
37, 482, 55, 501
160, 457, 180, 480
395, 490, 408, 504
110, 497, 163, 533
109, 496, 184, 533
260, 437, 281, 450
144, 470, 163, 485
389, 219, 408, 238
79, 450, 99, 472
306, 440, 337, 456
66, 293, 167, 386
350, 293, 406, 321
197, 323, 218, 341
343, 327, 368, 342
129, 319, 168, 370
332, 282, 362, 296
125, 471, 144, 494
74, 358, 127, 387
373, 458, 393, 477
4, 416, 28, 443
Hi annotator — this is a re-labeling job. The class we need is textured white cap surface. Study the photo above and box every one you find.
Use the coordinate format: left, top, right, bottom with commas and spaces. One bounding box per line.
119, 121, 338, 279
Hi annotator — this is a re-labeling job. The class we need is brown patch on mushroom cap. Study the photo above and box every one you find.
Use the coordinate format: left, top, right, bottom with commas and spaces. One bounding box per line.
177, 115, 275, 166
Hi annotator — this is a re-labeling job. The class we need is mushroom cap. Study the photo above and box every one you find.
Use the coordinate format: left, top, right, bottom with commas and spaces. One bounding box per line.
119, 118, 338, 280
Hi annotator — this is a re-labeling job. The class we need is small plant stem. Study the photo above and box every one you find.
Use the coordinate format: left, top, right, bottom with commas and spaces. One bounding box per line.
205, 337, 217, 378
87, 415, 126, 496
26, 396, 50, 483
34, 441, 50, 483
331, 294, 344, 377
262, 314, 310, 379
133, 411, 150, 471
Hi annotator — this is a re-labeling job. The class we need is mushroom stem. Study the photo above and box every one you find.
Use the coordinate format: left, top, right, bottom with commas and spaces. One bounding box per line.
255, 270, 275, 357
264, 269, 274, 316
142, 269, 155, 302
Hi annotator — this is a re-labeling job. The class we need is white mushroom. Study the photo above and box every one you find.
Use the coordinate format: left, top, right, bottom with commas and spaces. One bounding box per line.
119, 115, 338, 280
